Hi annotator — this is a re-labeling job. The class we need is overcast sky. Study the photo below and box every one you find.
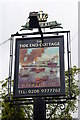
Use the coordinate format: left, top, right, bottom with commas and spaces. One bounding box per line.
0, 0, 79, 118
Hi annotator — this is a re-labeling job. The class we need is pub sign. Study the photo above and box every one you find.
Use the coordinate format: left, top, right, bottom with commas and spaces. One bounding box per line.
13, 36, 65, 97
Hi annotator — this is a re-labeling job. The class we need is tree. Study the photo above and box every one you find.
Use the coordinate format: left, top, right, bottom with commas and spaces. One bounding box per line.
1, 102, 26, 120
46, 66, 80, 120
0, 78, 33, 120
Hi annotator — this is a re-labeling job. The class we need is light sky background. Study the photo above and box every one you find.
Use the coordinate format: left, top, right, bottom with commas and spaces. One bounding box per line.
0, 0, 79, 118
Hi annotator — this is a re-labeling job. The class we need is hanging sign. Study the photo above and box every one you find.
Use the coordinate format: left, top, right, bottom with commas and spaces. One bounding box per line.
13, 36, 65, 97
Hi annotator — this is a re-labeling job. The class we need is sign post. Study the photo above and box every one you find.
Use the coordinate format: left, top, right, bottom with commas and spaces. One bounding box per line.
33, 97, 46, 120
6, 11, 73, 119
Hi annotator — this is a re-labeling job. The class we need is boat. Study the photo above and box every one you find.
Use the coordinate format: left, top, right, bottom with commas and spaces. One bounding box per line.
30, 68, 36, 72
20, 74, 29, 78
47, 62, 57, 68
36, 75, 49, 82
36, 68, 45, 73
30, 68, 45, 73
50, 70, 57, 74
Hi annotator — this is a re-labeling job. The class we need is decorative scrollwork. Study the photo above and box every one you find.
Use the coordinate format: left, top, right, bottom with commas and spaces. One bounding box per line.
59, 103, 65, 110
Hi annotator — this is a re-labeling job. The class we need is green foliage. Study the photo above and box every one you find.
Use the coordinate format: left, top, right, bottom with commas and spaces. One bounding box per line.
0, 66, 80, 120
0, 78, 33, 120
46, 66, 80, 119
1, 102, 26, 120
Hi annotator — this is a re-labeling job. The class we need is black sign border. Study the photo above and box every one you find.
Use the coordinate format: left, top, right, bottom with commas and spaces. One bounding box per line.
13, 36, 65, 98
